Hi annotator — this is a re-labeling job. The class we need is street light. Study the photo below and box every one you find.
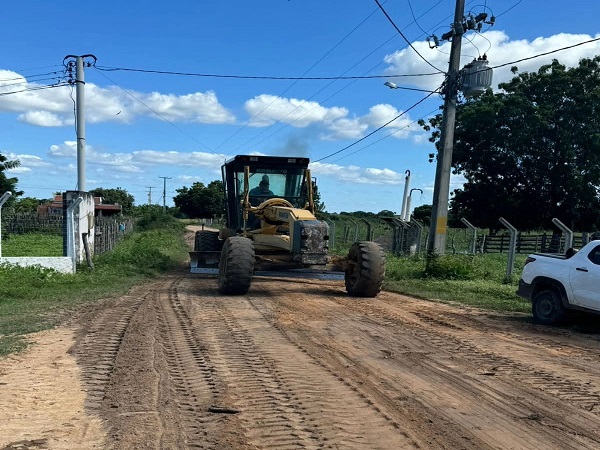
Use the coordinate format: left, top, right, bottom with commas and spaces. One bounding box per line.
384, 81, 399, 89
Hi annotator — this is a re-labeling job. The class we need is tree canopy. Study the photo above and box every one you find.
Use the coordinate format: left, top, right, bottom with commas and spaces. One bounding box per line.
0, 153, 23, 207
173, 181, 225, 219
420, 57, 600, 232
90, 187, 135, 214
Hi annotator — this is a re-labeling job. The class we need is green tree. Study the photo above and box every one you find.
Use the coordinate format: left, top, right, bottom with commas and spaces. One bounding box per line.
0, 153, 23, 207
14, 197, 41, 213
412, 205, 432, 227
420, 57, 600, 231
173, 180, 225, 219
312, 182, 326, 212
90, 187, 135, 214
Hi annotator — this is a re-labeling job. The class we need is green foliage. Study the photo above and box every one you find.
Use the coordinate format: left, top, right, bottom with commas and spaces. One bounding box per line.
424, 254, 475, 280
421, 57, 600, 232
13, 197, 42, 213
384, 252, 530, 312
89, 187, 134, 214
0, 153, 23, 207
134, 204, 183, 231
1, 234, 62, 256
412, 205, 431, 227
173, 180, 225, 219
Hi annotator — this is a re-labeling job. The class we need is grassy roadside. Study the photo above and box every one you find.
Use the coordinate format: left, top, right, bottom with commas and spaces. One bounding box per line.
383, 252, 532, 313
0, 215, 189, 357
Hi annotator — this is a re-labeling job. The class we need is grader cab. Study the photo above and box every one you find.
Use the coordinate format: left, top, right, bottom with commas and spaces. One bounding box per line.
190, 155, 385, 297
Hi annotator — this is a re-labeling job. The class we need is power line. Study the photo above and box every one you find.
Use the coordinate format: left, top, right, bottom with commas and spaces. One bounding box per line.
374, 0, 445, 73
314, 89, 440, 163
235, 0, 448, 153
490, 36, 600, 70
212, 2, 395, 152
0, 83, 69, 97
497, 0, 523, 17
331, 107, 440, 163
94, 65, 441, 81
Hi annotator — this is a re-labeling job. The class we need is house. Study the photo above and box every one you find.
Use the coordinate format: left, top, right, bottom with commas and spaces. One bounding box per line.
37, 195, 123, 217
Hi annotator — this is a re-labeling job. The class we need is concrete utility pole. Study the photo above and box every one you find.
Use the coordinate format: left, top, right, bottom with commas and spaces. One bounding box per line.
159, 176, 172, 211
63, 54, 96, 192
427, 0, 465, 254
146, 186, 156, 205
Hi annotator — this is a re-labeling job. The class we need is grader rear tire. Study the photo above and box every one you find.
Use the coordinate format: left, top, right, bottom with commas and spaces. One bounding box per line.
345, 241, 386, 297
218, 237, 255, 295
194, 230, 221, 251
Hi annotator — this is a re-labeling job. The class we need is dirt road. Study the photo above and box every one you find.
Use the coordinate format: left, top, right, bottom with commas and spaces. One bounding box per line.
3, 252, 600, 448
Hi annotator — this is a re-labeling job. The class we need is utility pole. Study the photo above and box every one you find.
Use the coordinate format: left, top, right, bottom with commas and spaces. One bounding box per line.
427, 0, 465, 254
146, 186, 156, 205
63, 54, 96, 192
158, 176, 172, 211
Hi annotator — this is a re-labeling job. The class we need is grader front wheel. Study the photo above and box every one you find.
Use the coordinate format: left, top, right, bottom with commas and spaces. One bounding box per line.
218, 237, 255, 295
345, 241, 386, 297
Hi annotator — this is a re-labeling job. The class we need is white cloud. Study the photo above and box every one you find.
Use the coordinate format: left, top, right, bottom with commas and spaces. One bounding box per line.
322, 117, 368, 140
0, 71, 235, 127
384, 31, 600, 92
244, 94, 347, 127
17, 111, 67, 127
46, 141, 229, 175
310, 161, 405, 185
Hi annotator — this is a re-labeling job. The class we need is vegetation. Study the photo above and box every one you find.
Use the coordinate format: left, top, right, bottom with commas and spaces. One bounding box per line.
420, 57, 600, 232
0, 153, 23, 207
0, 211, 188, 357
1, 234, 62, 256
385, 252, 530, 312
90, 187, 135, 214
174, 180, 225, 219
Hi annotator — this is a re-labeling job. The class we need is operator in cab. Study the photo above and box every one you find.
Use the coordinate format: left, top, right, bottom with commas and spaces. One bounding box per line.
249, 175, 274, 206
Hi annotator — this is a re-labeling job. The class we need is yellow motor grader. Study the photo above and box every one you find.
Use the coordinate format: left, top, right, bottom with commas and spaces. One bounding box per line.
189, 155, 385, 296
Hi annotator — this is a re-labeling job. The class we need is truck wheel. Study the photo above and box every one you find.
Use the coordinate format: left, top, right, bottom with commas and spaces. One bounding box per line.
194, 230, 221, 251
345, 241, 386, 297
532, 289, 566, 325
218, 237, 255, 295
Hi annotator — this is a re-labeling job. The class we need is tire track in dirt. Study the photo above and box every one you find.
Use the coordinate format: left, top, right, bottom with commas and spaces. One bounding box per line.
159, 278, 246, 449
72, 291, 149, 411
328, 294, 600, 418
254, 279, 600, 449
178, 277, 415, 450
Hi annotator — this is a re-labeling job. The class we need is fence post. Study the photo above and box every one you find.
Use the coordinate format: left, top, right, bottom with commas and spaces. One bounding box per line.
552, 218, 573, 253
499, 217, 518, 280
66, 197, 83, 272
410, 218, 424, 255
361, 219, 372, 241
460, 218, 477, 254
324, 219, 335, 249
0, 191, 13, 257
348, 218, 359, 243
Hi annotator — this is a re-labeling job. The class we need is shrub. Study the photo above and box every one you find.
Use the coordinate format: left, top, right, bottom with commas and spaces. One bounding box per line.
424, 254, 475, 280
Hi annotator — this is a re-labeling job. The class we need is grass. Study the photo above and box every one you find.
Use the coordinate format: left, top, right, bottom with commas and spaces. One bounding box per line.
383, 252, 532, 313
0, 218, 189, 357
1, 233, 63, 256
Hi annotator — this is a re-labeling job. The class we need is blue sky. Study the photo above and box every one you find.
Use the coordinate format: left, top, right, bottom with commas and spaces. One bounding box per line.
1, 0, 599, 213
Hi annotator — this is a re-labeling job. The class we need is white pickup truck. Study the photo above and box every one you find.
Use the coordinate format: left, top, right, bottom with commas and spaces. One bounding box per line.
517, 240, 600, 324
